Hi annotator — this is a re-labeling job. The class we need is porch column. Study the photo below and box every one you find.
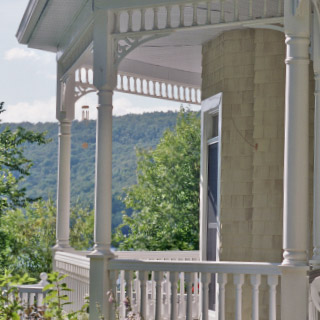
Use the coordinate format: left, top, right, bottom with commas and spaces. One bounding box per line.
312, 13, 320, 265
55, 120, 72, 249
54, 71, 75, 250
281, 0, 310, 319
93, 88, 113, 254
89, 7, 115, 320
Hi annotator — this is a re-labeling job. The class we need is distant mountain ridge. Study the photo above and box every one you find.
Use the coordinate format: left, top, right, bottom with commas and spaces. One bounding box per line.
2, 111, 178, 229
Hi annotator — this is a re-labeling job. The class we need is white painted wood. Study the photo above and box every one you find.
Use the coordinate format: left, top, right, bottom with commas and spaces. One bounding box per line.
250, 274, 261, 320
154, 271, 163, 320
193, 272, 200, 319
120, 271, 126, 319
91, 8, 116, 255
268, 275, 278, 320
110, 270, 118, 320
125, 270, 133, 304
18, 273, 49, 312
201, 272, 210, 320
200, 93, 222, 261
282, 0, 310, 267
233, 274, 245, 320
217, 273, 227, 320
109, 260, 282, 275
170, 272, 179, 320
312, 13, 320, 265
185, 272, 193, 320
179, 272, 186, 318
55, 120, 72, 250
139, 271, 148, 319
117, 73, 201, 104
115, 250, 200, 261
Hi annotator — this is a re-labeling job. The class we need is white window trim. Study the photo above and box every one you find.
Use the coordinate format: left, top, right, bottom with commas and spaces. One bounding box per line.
199, 92, 222, 263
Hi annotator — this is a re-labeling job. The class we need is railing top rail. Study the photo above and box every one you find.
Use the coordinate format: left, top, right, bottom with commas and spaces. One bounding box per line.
54, 250, 90, 269
115, 250, 200, 260
109, 259, 282, 275
18, 286, 45, 294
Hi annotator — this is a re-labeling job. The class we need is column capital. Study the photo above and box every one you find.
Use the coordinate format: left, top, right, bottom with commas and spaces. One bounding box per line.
97, 89, 114, 108
284, 0, 310, 36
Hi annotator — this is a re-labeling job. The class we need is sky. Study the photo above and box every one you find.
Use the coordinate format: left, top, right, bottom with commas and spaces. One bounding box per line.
0, 0, 199, 123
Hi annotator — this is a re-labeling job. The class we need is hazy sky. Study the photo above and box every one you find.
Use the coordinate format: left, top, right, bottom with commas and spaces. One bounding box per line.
0, 0, 199, 123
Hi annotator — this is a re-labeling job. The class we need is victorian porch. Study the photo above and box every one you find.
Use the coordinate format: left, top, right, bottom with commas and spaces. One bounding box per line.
16, 0, 320, 319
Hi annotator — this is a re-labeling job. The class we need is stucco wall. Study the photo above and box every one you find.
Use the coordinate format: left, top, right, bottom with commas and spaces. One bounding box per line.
202, 28, 314, 319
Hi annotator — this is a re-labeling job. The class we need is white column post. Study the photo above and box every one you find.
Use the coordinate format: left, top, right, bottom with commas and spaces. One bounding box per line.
55, 120, 72, 249
54, 71, 75, 251
281, 0, 310, 319
89, 7, 116, 320
282, 0, 310, 267
312, 11, 320, 265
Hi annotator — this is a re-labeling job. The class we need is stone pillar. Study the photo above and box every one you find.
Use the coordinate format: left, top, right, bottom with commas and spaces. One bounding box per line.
89, 7, 115, 320
281, 0, 310, 319
55, 120, 72, 249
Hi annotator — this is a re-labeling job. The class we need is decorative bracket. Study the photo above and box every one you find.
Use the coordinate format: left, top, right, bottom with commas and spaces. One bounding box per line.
60, 74, 70, 113
114, 33, 169, 68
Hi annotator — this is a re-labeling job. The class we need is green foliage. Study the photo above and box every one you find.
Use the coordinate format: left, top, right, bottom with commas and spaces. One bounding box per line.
3, 112, 178, 231
0, 200, 56, 277
69, 202, 94, 250
0, 270, 35, 320
43, 273, 68, 320
0, 200, 94, 278
0, 102, 47, 214
0, 271, 89, 320
43, 272, 89, 320
115, 109, 201, 251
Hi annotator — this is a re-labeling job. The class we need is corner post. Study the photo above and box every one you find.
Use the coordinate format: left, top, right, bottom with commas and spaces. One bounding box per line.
89, 6, 116, 320
54, 69, 75, 251
281, 0, 310, 319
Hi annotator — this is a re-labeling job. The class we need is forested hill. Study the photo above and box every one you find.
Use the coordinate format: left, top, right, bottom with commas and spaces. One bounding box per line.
1, 112, 178, 229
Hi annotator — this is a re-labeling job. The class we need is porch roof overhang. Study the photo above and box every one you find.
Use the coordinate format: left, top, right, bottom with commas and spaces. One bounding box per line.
17, 0, 284, 90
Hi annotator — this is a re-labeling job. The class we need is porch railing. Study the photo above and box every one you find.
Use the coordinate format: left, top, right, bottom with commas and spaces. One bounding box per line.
53, 250, 200, 312
108, 260, 281, 320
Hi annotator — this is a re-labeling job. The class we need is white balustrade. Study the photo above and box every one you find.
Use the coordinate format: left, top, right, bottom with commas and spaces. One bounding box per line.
73, 66, 201, 105
53, 250, 281, 320
18, 272, 49, 318
53, 250, 90, 312
112, 0, 284, 35
117, 73, 201, 104
109, 260, 281, 320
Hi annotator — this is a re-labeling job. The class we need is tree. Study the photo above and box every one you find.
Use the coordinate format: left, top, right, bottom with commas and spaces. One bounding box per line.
115, 109, 201, 250
0, 102, 47, 213
0, 199, 95, 277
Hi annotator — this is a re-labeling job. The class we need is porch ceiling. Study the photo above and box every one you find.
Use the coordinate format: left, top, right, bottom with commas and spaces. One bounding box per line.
17, 0, 88, 52
124, 25, 243, 75
17, 0, 282, 86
